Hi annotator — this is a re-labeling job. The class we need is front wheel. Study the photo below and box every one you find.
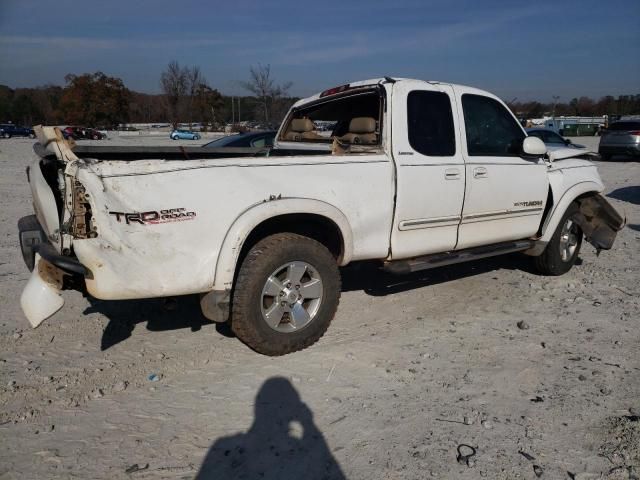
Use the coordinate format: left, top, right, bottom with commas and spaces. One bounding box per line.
231, 233, 341, 356
3, 132, 10, 139
534, 203, 583, 275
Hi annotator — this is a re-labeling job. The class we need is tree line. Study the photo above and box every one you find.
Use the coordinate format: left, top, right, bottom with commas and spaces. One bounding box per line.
509, 95, 640, 119
0, 62, 296, 130
1, 65, 639, 129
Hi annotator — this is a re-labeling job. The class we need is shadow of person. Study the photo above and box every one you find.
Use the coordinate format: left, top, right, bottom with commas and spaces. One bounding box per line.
196, 377, 346, 480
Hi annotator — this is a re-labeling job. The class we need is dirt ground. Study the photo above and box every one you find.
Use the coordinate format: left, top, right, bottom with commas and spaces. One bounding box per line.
0, 136, 638, 480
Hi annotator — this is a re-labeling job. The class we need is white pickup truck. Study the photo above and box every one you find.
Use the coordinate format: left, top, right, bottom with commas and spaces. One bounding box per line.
19, 78, 624, 355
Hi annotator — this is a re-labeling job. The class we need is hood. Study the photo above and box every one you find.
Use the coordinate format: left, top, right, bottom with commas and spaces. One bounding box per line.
546, 145, 595, 162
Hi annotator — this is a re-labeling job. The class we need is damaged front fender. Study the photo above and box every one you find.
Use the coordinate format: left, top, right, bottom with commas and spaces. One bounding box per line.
574, 194, 626, 251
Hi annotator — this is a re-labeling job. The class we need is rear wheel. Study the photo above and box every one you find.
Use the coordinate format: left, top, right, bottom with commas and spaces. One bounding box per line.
3, 132, 10, 139
534, 203, 583, 275
231, 233, 341, 356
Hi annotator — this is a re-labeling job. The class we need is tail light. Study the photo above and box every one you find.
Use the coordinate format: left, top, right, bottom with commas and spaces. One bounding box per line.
629, 130, 640, 135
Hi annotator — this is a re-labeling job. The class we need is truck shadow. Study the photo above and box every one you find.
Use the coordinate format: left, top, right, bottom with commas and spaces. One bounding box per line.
195, 376, 347, 479
607, 186, 640, 206
341, 253, 540, 296
89, 253, 543, 350
84, 294, 225, 351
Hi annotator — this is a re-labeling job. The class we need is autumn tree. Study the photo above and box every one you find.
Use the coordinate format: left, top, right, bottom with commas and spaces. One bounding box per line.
59, 72, 130, 127
192, 83, 224, 129
160, 61, 188, 129
241, 64, 292, 124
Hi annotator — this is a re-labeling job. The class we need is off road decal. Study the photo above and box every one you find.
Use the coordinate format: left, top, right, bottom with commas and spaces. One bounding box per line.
513, 200, 543, 208
109, 208, 197, 225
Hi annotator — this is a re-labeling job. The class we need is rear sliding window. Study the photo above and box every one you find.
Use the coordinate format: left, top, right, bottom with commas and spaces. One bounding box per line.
609, 122, 640, 131
407, 91, 455, 156
462, 94, 525, 156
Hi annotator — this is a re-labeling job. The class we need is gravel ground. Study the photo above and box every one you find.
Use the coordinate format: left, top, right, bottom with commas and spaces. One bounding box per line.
0, 137, 638, 480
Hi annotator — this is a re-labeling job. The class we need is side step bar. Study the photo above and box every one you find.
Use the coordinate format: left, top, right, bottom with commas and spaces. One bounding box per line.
383, 240, 534, 275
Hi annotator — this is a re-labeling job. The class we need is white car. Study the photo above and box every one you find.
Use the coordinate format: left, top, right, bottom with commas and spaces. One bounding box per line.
19, 78, 624, 355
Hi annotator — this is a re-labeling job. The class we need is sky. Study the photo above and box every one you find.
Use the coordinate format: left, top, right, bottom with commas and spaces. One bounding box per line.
0, 0, 638, 102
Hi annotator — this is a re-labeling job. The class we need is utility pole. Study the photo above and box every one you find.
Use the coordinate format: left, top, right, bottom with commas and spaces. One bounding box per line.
238, 97, 241, 123
552, 95, 560, 119
231, 96, 235, 124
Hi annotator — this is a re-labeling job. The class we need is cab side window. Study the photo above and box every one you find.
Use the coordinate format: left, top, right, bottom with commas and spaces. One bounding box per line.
462, 94, 525, 156
407, 91, 456, 156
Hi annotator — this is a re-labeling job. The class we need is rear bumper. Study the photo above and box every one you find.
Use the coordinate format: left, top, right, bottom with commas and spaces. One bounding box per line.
598, 144, 640, 157
18, 214, 89, 276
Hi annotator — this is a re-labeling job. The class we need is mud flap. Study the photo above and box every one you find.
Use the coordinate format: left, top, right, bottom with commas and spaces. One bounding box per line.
20, 254, 64, 328
575, 194, 626, 252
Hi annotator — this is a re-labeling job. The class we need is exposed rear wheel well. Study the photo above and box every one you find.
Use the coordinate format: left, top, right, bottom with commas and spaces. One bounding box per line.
238, 214, 345, 270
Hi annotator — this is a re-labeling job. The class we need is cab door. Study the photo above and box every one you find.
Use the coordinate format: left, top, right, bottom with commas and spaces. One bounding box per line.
390, 81, 465, 259
454, 90, 549, 249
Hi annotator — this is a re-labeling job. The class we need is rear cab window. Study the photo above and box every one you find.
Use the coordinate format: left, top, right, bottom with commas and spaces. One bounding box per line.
278, 87, 384, 154
407, 91, 456, 156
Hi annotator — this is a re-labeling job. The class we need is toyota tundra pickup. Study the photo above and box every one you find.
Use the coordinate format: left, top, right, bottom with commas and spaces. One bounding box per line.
18, 78, 625, 355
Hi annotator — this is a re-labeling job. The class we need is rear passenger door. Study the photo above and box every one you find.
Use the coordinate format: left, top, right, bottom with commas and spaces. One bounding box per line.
390, 82, 465, 259
455, 91, 549, 249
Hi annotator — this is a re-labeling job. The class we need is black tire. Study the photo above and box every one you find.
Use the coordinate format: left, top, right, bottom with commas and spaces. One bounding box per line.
534, 203, 583, 275
3, 132, 10, 139
231, 233, 341, 356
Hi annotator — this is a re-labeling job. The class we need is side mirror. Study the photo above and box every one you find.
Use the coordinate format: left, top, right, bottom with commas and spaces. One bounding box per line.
522, 136, 547, 158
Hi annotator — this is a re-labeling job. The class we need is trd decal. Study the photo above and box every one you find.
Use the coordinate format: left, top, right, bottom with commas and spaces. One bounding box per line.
109, 208, 197, 225
513, 200, 543, 208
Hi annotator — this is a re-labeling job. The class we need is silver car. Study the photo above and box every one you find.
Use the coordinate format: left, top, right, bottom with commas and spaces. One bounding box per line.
598, 121, 640, 161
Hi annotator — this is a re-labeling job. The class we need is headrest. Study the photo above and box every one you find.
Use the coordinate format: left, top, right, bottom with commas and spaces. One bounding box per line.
290, 118, 315, 132
349, 117, 376, 134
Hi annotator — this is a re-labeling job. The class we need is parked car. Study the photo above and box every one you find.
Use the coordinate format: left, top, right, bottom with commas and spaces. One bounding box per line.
598, 121, 640, 161
19, 78, 624, 356
62, 126, 106, 140
0, 124, 35, 139
170, 129, 201, 140
203, 131, 276, 148
525, 128, 587, 150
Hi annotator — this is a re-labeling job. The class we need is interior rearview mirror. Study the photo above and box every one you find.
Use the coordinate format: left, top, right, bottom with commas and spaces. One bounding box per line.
522, 136, 547, 157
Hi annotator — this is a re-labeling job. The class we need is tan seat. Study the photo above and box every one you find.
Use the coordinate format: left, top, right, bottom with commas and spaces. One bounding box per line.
283, 118, 322, 141
339, 117, 377, 144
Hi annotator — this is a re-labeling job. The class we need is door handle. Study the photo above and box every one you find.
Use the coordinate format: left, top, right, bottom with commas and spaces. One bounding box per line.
445, 168, 460, 180
473, 167, 488, 178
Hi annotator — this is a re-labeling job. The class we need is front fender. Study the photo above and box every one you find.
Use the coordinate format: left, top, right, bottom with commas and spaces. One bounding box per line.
539, 181, 603, 244
212, 198, 354, 290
